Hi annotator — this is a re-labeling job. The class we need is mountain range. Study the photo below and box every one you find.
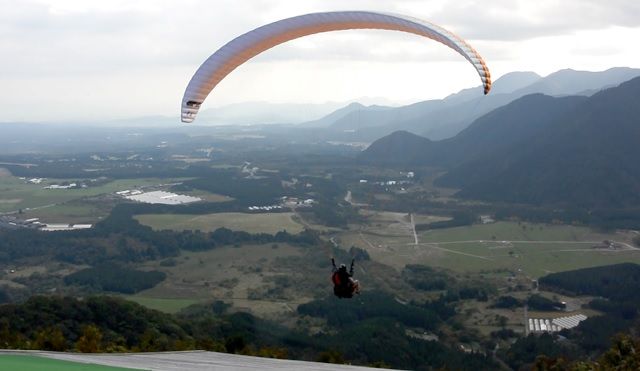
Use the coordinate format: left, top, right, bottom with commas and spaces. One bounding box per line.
361, 76, 640, 208
309, 67, 640, 142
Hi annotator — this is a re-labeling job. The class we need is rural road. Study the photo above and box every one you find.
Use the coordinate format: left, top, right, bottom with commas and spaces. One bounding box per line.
410, 213, 418, 245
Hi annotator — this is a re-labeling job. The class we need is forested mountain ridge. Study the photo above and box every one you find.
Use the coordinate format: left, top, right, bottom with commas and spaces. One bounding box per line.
440, 76, 640, 207
362, 76, 640, 207
0, 293, 497, 370
360, 94, 588, 166
357, 130, 433, 164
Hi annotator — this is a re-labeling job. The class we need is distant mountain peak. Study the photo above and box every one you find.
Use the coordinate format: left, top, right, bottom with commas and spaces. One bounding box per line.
345, 102, 366, 109
489, 71, 542, 95
360, 130, 432, 164
384, 130, 429, 141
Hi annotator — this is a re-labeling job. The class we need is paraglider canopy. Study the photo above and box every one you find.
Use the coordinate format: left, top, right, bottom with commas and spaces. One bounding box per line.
181, 10, 491, 123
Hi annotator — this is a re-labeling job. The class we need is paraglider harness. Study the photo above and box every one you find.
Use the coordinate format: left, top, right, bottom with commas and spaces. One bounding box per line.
331, 258, 360, 299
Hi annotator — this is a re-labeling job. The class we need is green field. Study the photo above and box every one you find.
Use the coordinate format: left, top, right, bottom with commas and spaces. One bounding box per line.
135, 212, 305, 234
123, 296, 199, 314
0, 355, 137, 371
20, 201, 107, 224
406, 241, 640, 278
133, 244, 317, 318
180, 189, 233, 203
0, 173, 188, 213
418, 222, 611, 243
340, 221, 640, 278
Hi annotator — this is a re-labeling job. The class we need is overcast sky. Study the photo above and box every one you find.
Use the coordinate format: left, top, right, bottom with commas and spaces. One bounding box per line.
1, 0, 639, 122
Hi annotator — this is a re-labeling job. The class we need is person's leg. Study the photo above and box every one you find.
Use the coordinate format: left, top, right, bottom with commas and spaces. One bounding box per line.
353, 280, 360, 294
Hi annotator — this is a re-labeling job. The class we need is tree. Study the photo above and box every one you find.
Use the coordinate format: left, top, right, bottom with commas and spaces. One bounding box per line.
34, 327, 66, 351
76, 325, 102, 353
532, 334, 640, 370
317, 350, 345, 364
225, 335, 246, 354
597, 334, 640, 369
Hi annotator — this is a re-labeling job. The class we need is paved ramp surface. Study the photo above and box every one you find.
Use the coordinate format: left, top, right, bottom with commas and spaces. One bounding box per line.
3, 350, 397, 371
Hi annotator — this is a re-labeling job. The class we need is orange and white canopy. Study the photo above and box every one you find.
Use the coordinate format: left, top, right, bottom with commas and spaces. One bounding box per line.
181, 11, 491, 123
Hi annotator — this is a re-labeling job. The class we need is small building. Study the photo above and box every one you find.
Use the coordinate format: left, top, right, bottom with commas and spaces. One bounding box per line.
44, 183, 77, 190
480, 215, 495, 224
528, 314, 587, 333
73, 224, 93, 229
124, 191, 201, 205
41, 223, 93, 232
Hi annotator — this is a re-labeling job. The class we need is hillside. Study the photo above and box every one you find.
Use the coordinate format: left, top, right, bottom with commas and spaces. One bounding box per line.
363, 76, 640, 208
319, 71, 540, 138
302, 102, 365, 128
317, 67, 640, 141
360, 94, 587, 167
358, 130, 432, 164
511, 67, 640, 97
443, 76, 640, 207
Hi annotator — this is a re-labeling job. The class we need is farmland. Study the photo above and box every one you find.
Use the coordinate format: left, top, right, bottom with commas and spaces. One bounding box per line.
336, 217, 640, 278
122, 296, 199, 314
135, 212, 305, 234
20, 201, 109, 224
131, 243, 324, 318
0, 171, 188, 214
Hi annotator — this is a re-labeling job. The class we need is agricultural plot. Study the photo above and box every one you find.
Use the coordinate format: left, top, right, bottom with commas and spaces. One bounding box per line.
123, 296, 198, 314
412, 214, 452, 225
20, 201, 108, 224
179, 189, 233, 203
357, 210, 415, 238
0, 172, 187, 213
133, 244, 321, 318
338, 221, 640, 278
418, 222, 615, 243
135, 212, 305, 234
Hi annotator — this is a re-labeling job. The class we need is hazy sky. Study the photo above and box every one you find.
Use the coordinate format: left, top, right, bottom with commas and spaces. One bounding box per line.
2, 0, 639, 121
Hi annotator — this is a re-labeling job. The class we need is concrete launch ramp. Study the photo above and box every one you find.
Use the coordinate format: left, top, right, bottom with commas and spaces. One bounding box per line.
3, 350, 397, 371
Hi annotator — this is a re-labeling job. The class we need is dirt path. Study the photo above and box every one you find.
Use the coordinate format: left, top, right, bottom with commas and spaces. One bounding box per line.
422, 243, 494, 261
410, 213, 418, 245
344, 190, 352, 204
